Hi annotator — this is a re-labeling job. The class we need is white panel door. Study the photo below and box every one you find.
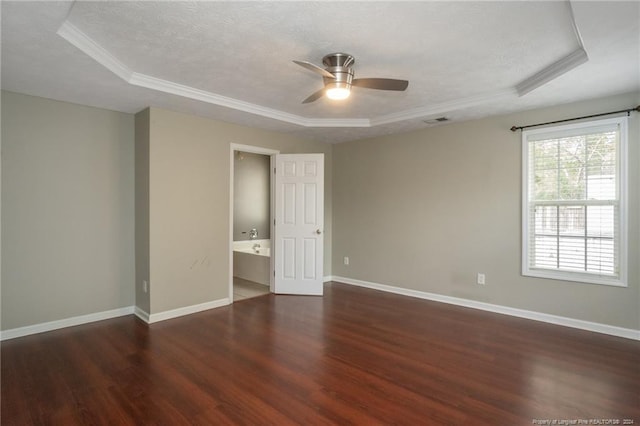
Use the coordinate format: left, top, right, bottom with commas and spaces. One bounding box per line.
274, 154, 324, 295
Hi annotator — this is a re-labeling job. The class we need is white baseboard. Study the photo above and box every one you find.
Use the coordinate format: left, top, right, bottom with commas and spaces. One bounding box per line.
0, 306, 135, 341
323, 275, 334, 283
6, 280, 633, 341
332, 276, 640, 341
145, 298, 231, 324
134, 306, 150, 323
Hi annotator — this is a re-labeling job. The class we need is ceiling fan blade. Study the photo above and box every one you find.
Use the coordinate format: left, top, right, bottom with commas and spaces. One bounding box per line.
352, 78, 409, 91
302, 88, 325, 104
293, 60, 336, 79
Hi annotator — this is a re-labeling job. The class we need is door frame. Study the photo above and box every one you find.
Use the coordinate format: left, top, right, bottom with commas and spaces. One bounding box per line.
229, 143, 279, 302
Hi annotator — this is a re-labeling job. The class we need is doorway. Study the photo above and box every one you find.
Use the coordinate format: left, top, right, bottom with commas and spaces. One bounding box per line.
229, 144, 279, 302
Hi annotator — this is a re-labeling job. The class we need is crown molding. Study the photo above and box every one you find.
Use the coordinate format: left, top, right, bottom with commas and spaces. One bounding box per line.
371, 88, 516, 126
57, 21, 133, 82
515, 1, 588, 97
128, 72, 311, 126
57, 12, 587, 129
57, 21, 314, 126
304, 118, 370, 127
515, 47, 588, 97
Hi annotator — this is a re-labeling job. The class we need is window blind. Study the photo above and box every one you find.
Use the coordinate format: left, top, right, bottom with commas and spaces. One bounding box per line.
522, 117, 627, 286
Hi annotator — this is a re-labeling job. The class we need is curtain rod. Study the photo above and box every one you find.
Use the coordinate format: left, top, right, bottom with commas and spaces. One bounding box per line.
510, 105, 640, 132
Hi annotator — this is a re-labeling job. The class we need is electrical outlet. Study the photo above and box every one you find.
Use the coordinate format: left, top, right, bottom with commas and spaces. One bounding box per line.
344, 256, 350, 265
143, 280, 148, 293
477, 273, 486, 285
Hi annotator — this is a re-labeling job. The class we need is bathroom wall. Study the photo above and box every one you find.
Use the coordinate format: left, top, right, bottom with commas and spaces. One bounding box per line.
233, 152, 270, 241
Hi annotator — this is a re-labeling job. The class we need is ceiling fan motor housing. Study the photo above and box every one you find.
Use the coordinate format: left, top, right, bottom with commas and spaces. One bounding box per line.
322, 53, 355, 68
322, 53, 355, 90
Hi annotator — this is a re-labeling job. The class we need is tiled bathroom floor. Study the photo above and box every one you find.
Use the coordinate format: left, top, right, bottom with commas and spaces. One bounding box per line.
233, 277, 270, 301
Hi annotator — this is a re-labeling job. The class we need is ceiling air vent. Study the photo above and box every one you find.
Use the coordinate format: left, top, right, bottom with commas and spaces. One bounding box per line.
423, 117, 449, 125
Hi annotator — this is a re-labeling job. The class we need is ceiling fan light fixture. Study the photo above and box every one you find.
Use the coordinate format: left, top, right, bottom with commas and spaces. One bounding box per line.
326, 87, 351, 100
324, 79, 351, 100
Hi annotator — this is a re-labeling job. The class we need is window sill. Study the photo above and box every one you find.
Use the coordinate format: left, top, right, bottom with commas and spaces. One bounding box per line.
522, 268, 627, 287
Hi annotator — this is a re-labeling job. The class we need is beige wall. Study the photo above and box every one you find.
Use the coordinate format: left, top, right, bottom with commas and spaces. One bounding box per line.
4, 89, 634, 331
1, 91, 135, 330
332, 92, 639, 330
134, 108, 151, 314
142, 107, 332, 314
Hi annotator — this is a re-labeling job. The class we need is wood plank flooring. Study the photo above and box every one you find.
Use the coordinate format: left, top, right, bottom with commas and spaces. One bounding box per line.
2, 282, 639, 425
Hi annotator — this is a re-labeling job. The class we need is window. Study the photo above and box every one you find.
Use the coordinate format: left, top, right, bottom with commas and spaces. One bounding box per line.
522, 117, 627, 286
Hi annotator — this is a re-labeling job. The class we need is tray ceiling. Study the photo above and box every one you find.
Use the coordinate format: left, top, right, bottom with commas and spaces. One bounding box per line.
2, 1, 638, 143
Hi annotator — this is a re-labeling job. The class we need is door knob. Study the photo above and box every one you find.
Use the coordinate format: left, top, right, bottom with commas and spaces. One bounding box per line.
316, 229, 322, 235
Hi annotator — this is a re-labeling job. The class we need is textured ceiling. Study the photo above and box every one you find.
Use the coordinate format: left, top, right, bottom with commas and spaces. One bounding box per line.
2, 1, 639, 143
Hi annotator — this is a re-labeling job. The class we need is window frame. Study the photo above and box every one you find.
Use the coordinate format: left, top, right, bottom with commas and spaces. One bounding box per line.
521, 116, 628, 287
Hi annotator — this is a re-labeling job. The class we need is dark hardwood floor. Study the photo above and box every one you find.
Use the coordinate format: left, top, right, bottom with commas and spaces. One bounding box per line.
2, 282, 639, 425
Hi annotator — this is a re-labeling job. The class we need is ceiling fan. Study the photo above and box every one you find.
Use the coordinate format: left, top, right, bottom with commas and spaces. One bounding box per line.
293, 53, 409, 103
